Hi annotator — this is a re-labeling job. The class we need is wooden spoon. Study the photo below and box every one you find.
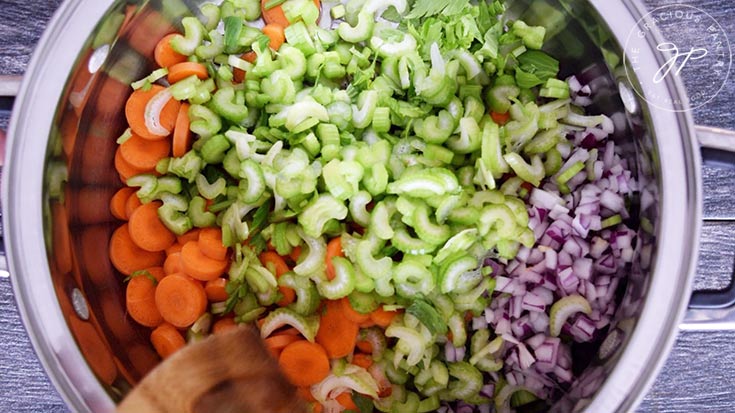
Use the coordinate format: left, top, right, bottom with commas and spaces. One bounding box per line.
117, 326, 308, 413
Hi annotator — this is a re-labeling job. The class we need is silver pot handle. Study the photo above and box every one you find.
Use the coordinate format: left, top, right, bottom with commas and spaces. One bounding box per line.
0, 76, 19, 280
680, 125, 735, 331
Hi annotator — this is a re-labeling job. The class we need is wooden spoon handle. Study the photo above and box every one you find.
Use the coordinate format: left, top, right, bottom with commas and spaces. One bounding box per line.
117, 326, 307, 413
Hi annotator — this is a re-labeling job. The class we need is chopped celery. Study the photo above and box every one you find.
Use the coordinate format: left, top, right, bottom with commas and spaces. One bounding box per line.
338, 11, 375, 43
170, 17, 205, 56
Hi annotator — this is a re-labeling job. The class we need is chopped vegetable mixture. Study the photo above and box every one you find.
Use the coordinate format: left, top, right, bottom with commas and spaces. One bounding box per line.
110, 0, 639, 412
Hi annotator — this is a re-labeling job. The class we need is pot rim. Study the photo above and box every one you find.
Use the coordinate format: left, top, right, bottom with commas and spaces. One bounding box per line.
2, 1, 702, 412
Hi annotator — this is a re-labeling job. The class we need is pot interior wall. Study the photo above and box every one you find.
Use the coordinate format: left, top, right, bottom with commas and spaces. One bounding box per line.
39, 0, 660, 408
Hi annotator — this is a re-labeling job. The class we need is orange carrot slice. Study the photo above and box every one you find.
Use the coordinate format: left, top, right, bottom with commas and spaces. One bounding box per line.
339, 297, 371, 324
167, 62, 209, 84
126, 267, 166, 327
325, 237, 344, 281
204, 277, 229, 302
180, 241, 230, 281
110, 187, 136, 221
115, 147, 148, 182
315, 300, 359, 359
109, 224, 165, 275
154, 273, 208, 328
212, 317, 238, 335
369, 306, 400, 328
176, 228, 201, 245
265, 333, 302, 358
351, 353, 373, 369
262, 0, 321, 27
128, 201, 176, 252
172, 102, 192, 157
125, 191, 143, 219
163, 251, 183, 275
154, 34, 188, 68
260, 251, 296, 307
125, 85, 181, 140
263, 23, 286, 50
278, 340, 330, 387
490, 110, 511, 126
199, 227, 228, 261
119, 131, 171, 171
336, 392, 357, 410
150, 322, 186, 359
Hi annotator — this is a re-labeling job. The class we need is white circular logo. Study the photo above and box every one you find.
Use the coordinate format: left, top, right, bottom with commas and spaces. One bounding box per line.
623, 5, 732, 112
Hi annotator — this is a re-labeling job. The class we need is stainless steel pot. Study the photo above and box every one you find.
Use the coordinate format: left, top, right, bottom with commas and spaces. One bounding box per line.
3, 0, 735, 412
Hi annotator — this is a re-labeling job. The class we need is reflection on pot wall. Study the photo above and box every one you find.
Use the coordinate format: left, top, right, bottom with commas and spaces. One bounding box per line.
39, 0, 662, 409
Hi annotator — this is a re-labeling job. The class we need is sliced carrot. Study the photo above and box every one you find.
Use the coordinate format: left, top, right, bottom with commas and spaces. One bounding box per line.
352, 353, 373, 369
109, 224, 166, 275
273, 327, 301, 336
260, 251, 295, 307
355, 340, 373, 354
120, 132, 171, 171
278, 340, 330, 387
114, 147, 147, 182
154, 33, 188, 68
261, 0, 321, 27
289, 246, 303, 263
199, 227, 228, 261
265, 333, 302, 358
336, 392, 357, 410
212, 317, 238, 335
232, 52, 257, 84
325, 237, 344, 281
180, 241, 230, 281
154, 273, 208, 328
260, 251, 290, 276
358, 319, 376, 329
340, 297, 371, 324
150, 322, 186, 359
125, 191, 143, 219
490, 110, 511, 126
262, 23, 286, 50
110, 187, 136, 221
176, 228, 201, 245
369, 306, 400, 328
126, 267, 165, 327
128, 201, 176, 252
163, 251, 183, 275
166, 243, 183, 256
204, 278, 229, 302
172, 102, 192, 157
125, 84, 181, 140
316, 300, 359, 359
167, 62, 209, 84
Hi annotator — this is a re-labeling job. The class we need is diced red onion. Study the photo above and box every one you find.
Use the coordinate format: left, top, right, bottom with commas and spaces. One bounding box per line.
472, 316, 488, 330
527, 248, 545, 265
521, 292, 547, 313
572, 257, 593, 280
480, 384, 496, 398
530, 188, 565, 211
569, 315, 596, 342
526, 333, 547, 349
518, 343, 536, 370
543, 248, 558, 269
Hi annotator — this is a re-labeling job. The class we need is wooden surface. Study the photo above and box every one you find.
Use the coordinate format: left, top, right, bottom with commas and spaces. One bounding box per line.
0, 0, 733, 412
